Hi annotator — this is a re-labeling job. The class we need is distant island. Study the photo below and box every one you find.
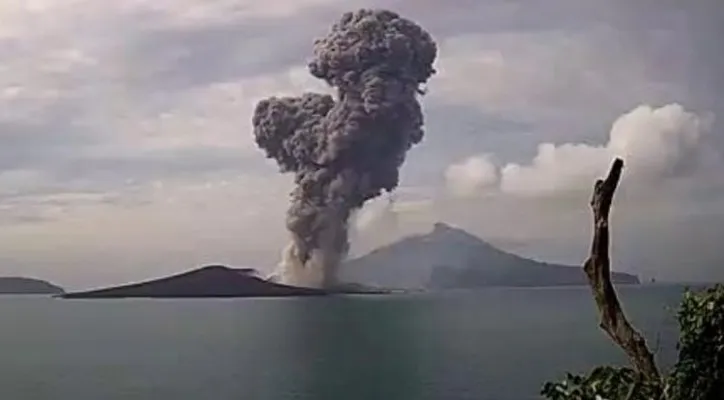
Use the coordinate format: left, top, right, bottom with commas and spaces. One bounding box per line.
61, 265, 389, 299
61, 223, 639, 299
340, 223, 639, 289
0, 277, 65, 295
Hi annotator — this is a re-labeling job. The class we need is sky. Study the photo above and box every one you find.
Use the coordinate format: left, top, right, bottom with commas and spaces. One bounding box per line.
0, 0, 722, 289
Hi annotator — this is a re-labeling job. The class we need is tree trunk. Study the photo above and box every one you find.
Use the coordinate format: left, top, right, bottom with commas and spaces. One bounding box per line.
583, 158, 661, 382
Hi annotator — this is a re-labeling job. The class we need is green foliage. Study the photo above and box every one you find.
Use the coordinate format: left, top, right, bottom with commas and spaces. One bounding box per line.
541, 285, 724, 400
666, 284, 724, 400
541, 366, 662, 400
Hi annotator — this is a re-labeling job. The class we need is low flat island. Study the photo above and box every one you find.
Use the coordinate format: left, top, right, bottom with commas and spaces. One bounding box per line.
60, 265, 391, 299
0, 277, 65, 295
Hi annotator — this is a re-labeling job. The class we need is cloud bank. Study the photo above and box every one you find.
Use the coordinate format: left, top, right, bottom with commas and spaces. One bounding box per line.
446, 104, 719, 199
0, 0, 722, 286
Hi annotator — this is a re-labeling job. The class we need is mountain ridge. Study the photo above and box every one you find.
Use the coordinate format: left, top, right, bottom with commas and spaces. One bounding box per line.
340, 222, 639, 289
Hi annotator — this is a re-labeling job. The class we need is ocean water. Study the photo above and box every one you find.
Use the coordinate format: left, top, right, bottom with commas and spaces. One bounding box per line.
0, 285, 690, 400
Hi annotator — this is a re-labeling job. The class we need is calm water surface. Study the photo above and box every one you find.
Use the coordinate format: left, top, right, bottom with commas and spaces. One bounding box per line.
0, 285, 689, 400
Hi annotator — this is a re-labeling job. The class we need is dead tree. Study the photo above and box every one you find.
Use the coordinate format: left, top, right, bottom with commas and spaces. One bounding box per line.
583, 158, 662, 383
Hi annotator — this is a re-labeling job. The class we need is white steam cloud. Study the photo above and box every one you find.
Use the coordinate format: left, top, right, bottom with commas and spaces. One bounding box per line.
446, 104, 717, 198
353, 193, 399, 233
445, 154, 498, 197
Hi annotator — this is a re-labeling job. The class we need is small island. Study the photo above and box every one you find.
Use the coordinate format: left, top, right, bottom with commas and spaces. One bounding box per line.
0, 277, 65, 295
61, 265, 390, 299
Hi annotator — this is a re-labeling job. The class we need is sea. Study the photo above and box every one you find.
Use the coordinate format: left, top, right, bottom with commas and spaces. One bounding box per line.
0, 284, 694, 400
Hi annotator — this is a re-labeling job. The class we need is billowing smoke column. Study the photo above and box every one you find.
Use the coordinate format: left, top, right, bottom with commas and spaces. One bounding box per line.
251, 9, 437, 288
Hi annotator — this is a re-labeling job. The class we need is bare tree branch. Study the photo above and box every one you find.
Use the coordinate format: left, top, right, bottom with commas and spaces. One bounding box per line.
583, 158, 662, 382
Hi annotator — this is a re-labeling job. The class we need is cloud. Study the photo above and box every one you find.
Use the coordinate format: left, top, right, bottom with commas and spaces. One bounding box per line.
125, 0, 338, 23
0, 65, 325, 225
353, 194, 398, 234
0, 0, 712, 205
445, 154, 498, 197
435, 104, 724, 278
0, 0, 721, 285
0, 0, 370, 287
430, 29, 699, 145
447, 104, 720, 199
0, 0, 333, 215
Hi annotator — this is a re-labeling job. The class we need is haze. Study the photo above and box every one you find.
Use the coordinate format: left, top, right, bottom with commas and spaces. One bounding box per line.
0, 0, 721, 290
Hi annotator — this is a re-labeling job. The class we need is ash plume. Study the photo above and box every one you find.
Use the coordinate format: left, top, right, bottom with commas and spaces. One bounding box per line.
251, 9, 437, 288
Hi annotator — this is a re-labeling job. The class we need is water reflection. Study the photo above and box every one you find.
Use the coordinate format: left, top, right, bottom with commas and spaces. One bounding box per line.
278, 295, 430, 400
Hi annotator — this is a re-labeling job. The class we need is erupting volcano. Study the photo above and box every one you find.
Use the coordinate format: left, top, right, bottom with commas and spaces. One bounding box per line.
251, 9, 437, 288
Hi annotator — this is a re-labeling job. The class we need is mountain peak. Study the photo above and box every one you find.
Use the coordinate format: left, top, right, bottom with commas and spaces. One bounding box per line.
431, 222, 473, 236
427, 222, 498, 251
341, 222, 639, 289
433, 222, 454, 231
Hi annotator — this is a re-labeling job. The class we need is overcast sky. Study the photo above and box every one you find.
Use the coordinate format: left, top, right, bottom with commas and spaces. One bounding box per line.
0, 0, 721, 289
